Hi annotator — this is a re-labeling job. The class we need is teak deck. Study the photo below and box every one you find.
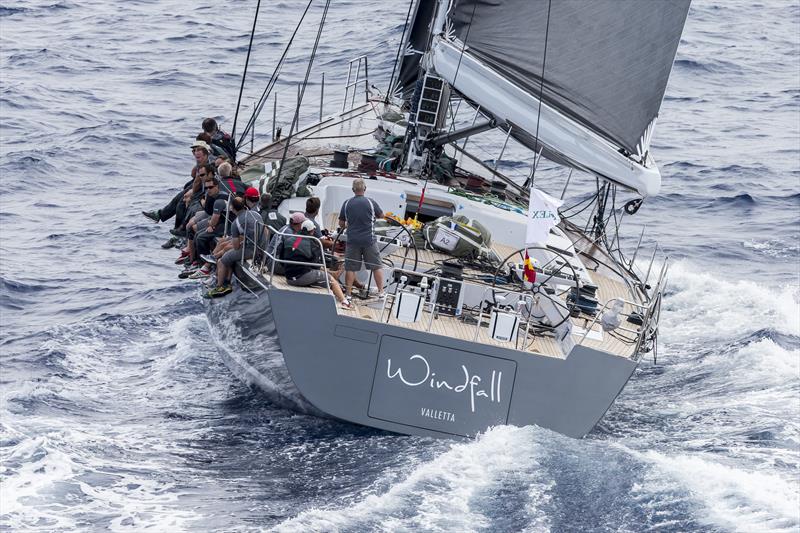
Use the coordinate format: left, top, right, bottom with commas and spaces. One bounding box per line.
266, 239, 639, 360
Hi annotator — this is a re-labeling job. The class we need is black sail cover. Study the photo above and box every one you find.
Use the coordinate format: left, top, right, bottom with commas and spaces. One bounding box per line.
449, 0, 691, 155
396, 0, 438, 99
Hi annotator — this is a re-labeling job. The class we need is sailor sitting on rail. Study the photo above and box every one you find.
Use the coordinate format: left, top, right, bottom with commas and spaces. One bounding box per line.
206, 192, 263, 298
208, 187, 260, 262
142, 138, 216, 248
187, 175, 232, 279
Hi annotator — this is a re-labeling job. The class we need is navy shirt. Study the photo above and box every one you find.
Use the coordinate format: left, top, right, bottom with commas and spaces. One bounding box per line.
339, 195, 383, 246
260, 208, 287, 232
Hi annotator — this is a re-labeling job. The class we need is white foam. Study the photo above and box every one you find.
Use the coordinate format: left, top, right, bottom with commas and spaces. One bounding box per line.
272, 425, 553, 533
631, 447, 800, 533
0, 430, 201, 532
659, 260, 800, 342
743, 238, 799, 259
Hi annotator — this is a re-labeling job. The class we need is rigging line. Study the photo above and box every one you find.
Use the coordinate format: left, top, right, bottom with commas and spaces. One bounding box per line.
237, 0, 313, 148
525, 0, 552, 190
237, 69, 282, 147
451, 0, 478, 87
232, 0, 262, 144
386, 0, 416, 103
274, 0, 331, 183
560, 193, 598, 219
236, 0, 315, 149
247, 104, 374, 160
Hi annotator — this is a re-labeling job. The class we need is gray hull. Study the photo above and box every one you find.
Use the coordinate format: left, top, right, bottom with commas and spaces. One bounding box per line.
211, 286, 638, 439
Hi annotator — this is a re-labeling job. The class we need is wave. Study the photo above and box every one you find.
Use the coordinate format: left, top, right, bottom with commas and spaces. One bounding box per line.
701, 192, 756, 208
628, 447, 800, 533
742, 238, 800, 260
0, 432, 200, 531
272, 425, 552, 533
660, 260, 800, 342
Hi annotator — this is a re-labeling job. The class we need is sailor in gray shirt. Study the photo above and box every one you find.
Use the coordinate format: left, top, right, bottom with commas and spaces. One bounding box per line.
208, 191, 264, 298
338, 178, 385, 302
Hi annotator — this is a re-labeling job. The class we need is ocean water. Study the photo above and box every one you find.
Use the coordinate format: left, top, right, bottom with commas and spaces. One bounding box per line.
1, 0, 798, 531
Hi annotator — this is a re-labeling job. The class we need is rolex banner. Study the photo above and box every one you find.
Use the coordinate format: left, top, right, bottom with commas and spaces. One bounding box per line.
525, 188, 563, 245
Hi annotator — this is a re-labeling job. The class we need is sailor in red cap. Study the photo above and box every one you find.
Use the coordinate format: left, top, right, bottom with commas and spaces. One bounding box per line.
244, 186, 260, 205
206, 189, 266, 298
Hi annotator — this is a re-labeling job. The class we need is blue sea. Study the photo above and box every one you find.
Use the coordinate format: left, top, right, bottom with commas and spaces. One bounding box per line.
1, 1, 798, 531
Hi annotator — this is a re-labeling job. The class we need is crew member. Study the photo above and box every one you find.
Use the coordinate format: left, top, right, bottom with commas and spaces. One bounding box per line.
207, 192, 264, 298
338, 178, 385, 303
281, 215, 348, 308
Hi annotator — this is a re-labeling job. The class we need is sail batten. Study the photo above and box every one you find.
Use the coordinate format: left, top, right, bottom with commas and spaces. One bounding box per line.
446, 0, 691, 156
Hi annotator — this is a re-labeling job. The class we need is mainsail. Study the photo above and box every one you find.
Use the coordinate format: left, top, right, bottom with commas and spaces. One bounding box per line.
395, 0, 438, 100
428, 0, 691, 197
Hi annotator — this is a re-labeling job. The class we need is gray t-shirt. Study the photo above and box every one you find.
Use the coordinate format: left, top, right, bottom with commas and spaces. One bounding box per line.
232, 209, 265, 254
339, 195, 383, 246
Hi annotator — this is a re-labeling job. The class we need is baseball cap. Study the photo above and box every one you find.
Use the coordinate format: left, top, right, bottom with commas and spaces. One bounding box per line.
191, 140, 211, 153
244, 187, 259, 199
301, 220, 316, 233
289, 212, 306, 224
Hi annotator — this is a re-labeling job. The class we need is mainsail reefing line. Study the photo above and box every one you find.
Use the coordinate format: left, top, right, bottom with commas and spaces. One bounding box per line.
417, 0, 690, 198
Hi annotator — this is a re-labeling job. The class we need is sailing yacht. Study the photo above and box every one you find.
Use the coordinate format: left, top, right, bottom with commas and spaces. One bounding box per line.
207, 0, 690, 439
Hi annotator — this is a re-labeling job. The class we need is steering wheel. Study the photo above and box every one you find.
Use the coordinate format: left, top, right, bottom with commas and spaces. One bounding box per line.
490, 245, 581, 331
382, 217, 419, 271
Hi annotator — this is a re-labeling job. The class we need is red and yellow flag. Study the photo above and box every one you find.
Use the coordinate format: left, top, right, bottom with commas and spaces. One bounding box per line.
523, 250, 536, 283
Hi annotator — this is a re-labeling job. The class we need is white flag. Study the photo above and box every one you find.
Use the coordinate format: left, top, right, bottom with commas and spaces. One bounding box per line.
525, 188, 563, 245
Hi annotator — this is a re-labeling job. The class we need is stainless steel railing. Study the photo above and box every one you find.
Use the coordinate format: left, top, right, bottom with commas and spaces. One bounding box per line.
239, 225, 335, 299
342, 55, 369, 112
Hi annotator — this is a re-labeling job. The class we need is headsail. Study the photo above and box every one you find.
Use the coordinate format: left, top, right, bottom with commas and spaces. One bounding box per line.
428, 0, 691, 197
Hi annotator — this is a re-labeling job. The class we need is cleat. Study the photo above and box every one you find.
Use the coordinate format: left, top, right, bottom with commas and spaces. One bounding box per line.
142, 210, 161, 223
